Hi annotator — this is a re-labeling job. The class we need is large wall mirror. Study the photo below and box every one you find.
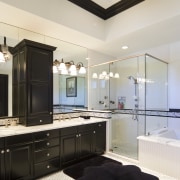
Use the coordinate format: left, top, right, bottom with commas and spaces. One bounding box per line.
0, 22, 88, 117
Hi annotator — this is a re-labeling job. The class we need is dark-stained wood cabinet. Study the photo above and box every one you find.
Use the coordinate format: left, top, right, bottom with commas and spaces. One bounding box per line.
0, 121, 106, 179
33, 129, 60, 178
0, 134, 33, 180
92, 121, 106, 154
11, 39, 56, 126
0, 137, 5, 180
60, 122, 106, 168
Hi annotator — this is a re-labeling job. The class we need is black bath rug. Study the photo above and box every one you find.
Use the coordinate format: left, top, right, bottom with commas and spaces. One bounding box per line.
63, 155, 159, 180
63, 155, 122, 179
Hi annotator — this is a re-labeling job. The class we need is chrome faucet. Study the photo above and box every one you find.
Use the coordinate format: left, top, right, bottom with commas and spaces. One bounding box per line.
59, 114, 71, 121
5, 119, 10, 128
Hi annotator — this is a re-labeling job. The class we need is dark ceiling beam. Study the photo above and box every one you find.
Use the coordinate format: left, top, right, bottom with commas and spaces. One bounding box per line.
68, 0, 145, 20
106, 0, 145, 19
68, 0, 105, 19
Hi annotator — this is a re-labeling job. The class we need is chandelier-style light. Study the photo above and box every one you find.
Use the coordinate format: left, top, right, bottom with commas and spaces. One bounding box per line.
0, 37, 11, 63
53, 59, 86, 75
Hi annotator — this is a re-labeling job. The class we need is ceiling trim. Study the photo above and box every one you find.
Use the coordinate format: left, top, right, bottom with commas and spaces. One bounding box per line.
68, 0, 145, 20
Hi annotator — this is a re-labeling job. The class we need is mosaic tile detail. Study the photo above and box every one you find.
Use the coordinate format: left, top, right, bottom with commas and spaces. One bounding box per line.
114, 109, 180, 118
53, 110, 112, 120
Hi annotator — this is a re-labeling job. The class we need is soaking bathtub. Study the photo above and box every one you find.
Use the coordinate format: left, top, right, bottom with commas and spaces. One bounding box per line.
138, 129, 180, 179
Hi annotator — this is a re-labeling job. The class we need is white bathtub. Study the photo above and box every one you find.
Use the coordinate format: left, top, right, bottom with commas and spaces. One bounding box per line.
138, 129, 180, 179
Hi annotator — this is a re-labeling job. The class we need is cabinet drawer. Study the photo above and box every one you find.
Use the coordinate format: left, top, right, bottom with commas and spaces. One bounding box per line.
5, 133, 32, 146
94, 122, 106, 129
61, 126, 77, 136
78, 124, 94, 132
35, 137, 59, 150
34, 158, 60, 178
35, 146, 60, 163
27, 115, 53, 126
34, 129, 59, 140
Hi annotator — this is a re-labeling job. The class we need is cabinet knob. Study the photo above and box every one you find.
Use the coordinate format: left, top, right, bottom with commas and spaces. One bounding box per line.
93, 131, 96, 134
98, 124, 102, 127
47, 153, 50, 157
50, 112, 52, 115
46, 142, 50, 146
6, 149, 10, 153
1, 150, 5, 154
40, 120, 43, 123
47, 165, 50, 169
46, 133, 50, 137
76, 134, 79, 138
79, 134, 81, 137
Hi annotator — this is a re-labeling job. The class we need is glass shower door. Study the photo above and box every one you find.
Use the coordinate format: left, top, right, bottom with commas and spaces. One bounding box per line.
110, 56, 145, 160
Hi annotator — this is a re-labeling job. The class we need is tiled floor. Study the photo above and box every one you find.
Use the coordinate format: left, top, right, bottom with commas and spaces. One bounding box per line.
38, 153, 177, 180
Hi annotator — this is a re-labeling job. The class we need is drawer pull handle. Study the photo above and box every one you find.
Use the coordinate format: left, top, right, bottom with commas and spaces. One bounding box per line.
47, 153, 50, 157
1, 150, 4, 154
46, 133, 50, 137
47, 165, 50, 169
40, 120, 43, 123
46, 142, 50, 146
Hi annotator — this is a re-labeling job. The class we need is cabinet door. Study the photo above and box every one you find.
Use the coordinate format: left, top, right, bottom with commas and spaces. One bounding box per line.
61, 134, 78, 167
5, 144, 33, 180
0, 138, 5, 180
78, 130, 93, 159
0, 149, 5, 180
29, 47, 52, 82
27, 47, 53, 125
93, 122, 106, 154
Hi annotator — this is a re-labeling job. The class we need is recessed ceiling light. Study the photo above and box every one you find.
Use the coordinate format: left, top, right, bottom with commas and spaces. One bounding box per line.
122, 46, 128, 50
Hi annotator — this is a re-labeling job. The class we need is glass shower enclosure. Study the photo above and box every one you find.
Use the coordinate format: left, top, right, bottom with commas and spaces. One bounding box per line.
89, 54, 168, 160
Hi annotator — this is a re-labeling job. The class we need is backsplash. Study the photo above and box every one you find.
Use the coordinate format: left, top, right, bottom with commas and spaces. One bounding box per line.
0, 117, 19, 126
53, 110, 112, 120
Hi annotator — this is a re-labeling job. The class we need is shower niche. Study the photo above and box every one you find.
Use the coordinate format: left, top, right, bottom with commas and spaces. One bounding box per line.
89, 54, 168, 159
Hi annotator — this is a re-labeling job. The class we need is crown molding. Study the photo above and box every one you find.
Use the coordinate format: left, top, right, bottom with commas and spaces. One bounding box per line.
68, 0, 145, 20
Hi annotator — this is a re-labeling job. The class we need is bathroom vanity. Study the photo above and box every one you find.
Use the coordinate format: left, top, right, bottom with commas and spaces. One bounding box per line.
0, 118, 107, 179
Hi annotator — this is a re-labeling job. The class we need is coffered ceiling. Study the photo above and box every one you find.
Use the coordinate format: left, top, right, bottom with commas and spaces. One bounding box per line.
68, 0, 145, 19
1, 0, 180, 59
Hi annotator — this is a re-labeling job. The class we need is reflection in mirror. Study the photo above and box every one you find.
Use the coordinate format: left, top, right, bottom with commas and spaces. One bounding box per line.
0, 52, 12, 117
53, 74, 87, 113
53, 41, 88, 113
0, 22, 88, 117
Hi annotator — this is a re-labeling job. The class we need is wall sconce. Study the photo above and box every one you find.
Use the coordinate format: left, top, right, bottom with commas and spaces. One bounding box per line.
0, 37, 11, 63
53, 59, 86, 75
92, 71, 119, 79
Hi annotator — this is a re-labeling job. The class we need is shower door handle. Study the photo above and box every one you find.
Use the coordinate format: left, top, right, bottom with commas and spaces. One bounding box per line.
132, 110, 138, 121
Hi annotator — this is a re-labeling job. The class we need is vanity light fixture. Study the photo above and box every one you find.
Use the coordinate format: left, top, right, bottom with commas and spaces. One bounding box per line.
92, 71, 119, 79
92, 73, 98, 78
58, 58, 66, 70
0, 36, 11, 62
53, 59, 86, 75
77, 62, 86, 74
114, 73, 120, 78
0, 52, 5, 62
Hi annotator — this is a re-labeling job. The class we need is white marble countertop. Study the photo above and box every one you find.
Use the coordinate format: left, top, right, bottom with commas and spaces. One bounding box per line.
0, 117, 107, 137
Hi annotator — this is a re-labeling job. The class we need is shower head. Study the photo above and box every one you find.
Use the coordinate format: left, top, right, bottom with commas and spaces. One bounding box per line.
128, 76, 138, 84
